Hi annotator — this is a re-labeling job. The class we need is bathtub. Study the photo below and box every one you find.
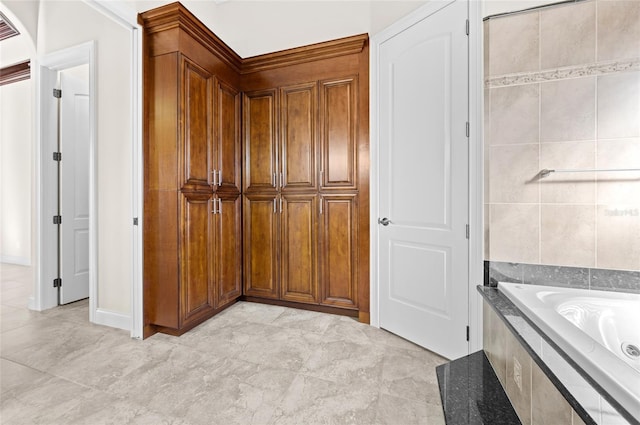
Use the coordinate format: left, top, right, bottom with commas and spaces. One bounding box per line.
498, 282, 640, 421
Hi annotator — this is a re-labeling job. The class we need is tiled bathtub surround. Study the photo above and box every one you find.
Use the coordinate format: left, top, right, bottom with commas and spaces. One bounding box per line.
485, 261, 640, 293
484, 0, 640, 272
480, 286, 636, 425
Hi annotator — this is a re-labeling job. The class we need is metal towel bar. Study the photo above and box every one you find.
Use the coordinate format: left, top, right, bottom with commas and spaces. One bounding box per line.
539, 168, 640, 178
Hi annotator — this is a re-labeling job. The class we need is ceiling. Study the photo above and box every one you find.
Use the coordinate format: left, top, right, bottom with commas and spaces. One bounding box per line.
130, 0, 427, 57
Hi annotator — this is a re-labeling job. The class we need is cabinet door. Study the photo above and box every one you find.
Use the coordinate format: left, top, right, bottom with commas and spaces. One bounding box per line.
181, 58, 213, 190
243, 194, 279, 298
180, 192, 215, 326
214, 194, 242, 308
243, 90, 277, 192
319, 77, 358, 190
319, 194, 358, 308
281, 194, 318, 304
280, 83, 317, 191
215, 80, 241, 192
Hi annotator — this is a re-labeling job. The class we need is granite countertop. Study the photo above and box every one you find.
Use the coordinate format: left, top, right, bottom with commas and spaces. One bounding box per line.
436, 350, 521, 425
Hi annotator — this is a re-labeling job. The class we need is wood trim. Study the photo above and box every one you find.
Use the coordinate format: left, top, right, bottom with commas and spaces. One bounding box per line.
241, 34, 368, 74
138, 2, 242, 72
242, 296, 359, 317
0, 61, 30, 86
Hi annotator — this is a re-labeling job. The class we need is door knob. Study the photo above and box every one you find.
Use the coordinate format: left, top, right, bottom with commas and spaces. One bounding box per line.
378, 217, 391, 226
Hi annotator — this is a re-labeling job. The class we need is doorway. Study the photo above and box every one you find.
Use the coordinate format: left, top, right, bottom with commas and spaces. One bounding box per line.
35, 42, 97, 320
57, 65, 90, 305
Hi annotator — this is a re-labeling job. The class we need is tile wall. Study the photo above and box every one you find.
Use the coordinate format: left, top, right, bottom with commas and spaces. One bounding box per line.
484, 0, 640, 272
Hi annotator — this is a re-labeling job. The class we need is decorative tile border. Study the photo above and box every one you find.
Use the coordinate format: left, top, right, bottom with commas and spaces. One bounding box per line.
484, 261, 640, 294
485, 58, 640, 88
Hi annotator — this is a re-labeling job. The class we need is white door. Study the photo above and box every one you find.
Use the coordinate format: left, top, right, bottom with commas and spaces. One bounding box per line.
377, 0, 469, 360
59, 71, 90, 304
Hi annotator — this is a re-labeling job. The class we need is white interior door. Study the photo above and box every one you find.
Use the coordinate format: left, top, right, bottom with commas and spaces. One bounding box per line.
377, 0, 469, 360
59, 71, 90, 304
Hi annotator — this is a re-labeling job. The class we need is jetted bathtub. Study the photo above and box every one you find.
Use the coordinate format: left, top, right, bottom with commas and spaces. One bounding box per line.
498, 282, 640, 421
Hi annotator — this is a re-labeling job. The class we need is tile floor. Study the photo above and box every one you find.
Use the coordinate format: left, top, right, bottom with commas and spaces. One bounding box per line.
1, 263, 447, 425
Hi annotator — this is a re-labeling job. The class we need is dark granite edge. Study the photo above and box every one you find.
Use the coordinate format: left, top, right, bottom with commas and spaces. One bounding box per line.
477, 285, 639, 425
436, 351, 522, 425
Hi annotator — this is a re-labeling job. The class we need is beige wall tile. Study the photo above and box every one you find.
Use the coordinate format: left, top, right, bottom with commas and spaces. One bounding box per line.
506, 330, 532, 425
572, 410, 587, 425
541, 77, 596, 142
490, 85, 539, 145
484, 204, 491, 259
596, 205, 640, 271
541, 205, 596, 267
488, 305, 508, 387
483, 301, 492, 355
597, 71, 640, 139
540, 1, 596, 69
597, 0, 640, 62
540, 142, 596, 204
484, 20, 490, 79
490, 145, 539, 203
490, 204, 540, 263
596, 138, 640, 204
531, 362, 572, 425
489, 12, 539, 76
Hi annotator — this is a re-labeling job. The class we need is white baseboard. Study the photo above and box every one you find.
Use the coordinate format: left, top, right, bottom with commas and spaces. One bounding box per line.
0, 255, 31, 266
93, 308, 131, 331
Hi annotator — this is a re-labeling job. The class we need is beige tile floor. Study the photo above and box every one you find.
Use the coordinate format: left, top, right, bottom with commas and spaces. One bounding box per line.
0, 263, 447, 425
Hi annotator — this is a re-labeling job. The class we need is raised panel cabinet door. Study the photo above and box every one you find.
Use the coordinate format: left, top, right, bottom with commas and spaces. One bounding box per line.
280, 83, 317, 191
319, 77, 358, 190
243, 194, 279, 298
180, 192, 215, 326
181, 58, 213, 190
243, 89, 278, 192
280, 194, 318, 304
214, 194, 242, 308
319, 194, 358, 308
215, 80, 241, 191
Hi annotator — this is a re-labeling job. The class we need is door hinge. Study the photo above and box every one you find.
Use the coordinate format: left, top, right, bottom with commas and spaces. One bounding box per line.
53, 89, 62, 98
53, 152, 62, 161
53, 278, 62, 288
133, 217, 138, 226
466, 326, 470, 341
465, 224, 469, 239
53, 215, 62, 224
465, 19, 469, 36
465, 122, 470, 137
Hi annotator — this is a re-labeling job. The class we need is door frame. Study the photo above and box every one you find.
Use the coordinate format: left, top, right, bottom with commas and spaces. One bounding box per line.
370, 0, 484, 353
32, 0, 144, 338
34, 42, 97, 319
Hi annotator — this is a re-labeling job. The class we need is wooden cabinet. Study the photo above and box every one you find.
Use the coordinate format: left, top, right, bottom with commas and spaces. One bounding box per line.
141, 4, 243, 337
241, 41, 368, 314
243, 193, 279, 299
319, 194, 358, 308
142, 2, 370, 336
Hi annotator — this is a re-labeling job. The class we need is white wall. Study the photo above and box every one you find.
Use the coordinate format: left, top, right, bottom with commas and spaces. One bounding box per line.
38, 0, 133, 314
133, 0, 427, 58
0, 79, 32, 265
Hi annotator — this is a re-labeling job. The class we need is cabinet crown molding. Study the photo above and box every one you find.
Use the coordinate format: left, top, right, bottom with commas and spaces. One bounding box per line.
139, 2, 367, 74
139, 2, 242, 72
241, 34, 368, 74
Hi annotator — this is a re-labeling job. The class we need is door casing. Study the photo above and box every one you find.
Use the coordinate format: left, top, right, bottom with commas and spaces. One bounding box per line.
34, 41, 97, 321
